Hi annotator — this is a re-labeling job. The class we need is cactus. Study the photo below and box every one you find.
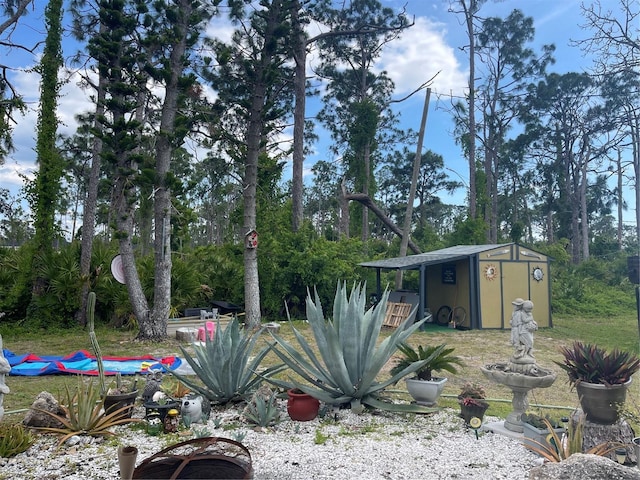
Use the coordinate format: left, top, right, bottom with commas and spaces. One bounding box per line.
87, 291, 106, 395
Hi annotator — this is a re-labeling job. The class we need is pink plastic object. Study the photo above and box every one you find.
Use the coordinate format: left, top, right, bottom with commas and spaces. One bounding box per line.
197, 321, 216, 341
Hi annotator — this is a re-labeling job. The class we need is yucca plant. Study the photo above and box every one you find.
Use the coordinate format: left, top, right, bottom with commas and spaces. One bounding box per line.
243, 391, 281, 427
33, 376, 142, 446
555, 341, 640, 386
390, 343, 463, 381
0, 423, 34, 458
171, 318, 286, 404
267, 282, 435, 413
524, 417, 620, 462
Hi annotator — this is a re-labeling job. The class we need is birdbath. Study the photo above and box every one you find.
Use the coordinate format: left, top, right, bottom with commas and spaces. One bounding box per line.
480, 299, 556, 433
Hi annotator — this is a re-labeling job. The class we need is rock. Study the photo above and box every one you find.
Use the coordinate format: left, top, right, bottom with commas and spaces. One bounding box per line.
528, 453, 640, 480
175, 327, 197, 342
23, 391, 66, 428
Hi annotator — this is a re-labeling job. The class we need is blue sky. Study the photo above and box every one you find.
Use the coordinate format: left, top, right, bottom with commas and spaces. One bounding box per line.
4, 0, 629, 231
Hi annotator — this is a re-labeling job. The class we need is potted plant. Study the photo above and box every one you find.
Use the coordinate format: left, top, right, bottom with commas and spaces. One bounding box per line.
103, 372, 139, 417
286, 388, 320, 421
521, 412, 566, 453
390, 343, 464, 407
555, 341, 640, 424
457, 382, 489, 425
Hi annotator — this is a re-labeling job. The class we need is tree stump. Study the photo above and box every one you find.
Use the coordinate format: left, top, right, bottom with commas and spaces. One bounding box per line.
176, 327, 198, 342
573, 410, 637, 465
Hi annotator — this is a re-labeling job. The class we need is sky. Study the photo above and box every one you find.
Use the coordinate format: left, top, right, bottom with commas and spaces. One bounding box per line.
2, 0, 632, 233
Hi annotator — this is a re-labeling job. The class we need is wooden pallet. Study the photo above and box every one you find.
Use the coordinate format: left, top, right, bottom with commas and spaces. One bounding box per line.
384, 302, 412, 328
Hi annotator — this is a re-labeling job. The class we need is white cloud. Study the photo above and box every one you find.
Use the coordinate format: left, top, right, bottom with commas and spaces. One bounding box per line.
377, 17, 468, 98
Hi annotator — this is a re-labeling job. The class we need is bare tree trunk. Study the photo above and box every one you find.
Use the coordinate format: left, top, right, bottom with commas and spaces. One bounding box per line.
361, 142, 370, 242
396, 88, 430, 289
291, 2, 305, 232
616, 148, 623, 250
339, 180, 350, 238
77, 47, 106, 326
142, 1, 194, 340
461, 0, 478, 219
580, 152, 590, 261
346, 192, 421, 254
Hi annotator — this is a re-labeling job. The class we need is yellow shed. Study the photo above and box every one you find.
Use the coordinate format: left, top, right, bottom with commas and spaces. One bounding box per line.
360, 243, 552, 330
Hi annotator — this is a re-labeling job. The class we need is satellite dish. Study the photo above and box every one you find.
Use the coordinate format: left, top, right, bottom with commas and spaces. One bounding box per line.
110, 255, 126, 284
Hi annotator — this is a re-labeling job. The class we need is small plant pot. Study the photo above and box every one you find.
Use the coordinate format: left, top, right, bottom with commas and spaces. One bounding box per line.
459, 401, 489, 426
287, 389, 320, 421
522, 422, 565, 454
632, 437, 640, 466
144, 400, 181, 422
118, 445, 138, 480
104, 390, 139, 418
405, 377, 447, 406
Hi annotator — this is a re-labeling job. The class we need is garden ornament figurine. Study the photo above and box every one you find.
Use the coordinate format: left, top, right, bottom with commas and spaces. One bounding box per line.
0, 334, 9, 421
511, 299, 538, 360
481, 298, 556, 432
181, 394, 211, 424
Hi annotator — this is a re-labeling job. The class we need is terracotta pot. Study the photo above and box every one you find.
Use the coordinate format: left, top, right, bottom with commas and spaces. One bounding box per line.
576, 379, 631, 424
286, 389, 320, 421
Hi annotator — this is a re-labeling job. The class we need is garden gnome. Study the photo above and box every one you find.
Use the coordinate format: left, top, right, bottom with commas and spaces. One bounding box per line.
0, 335, 10, 421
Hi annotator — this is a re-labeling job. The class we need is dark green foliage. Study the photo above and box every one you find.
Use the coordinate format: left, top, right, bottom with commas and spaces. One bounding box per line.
521, 412, 562, 429
390, 343, 464, 381
555, 341, 640, 386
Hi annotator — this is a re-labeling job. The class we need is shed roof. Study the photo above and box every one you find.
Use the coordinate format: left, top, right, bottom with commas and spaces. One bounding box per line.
359, 244, 513, 270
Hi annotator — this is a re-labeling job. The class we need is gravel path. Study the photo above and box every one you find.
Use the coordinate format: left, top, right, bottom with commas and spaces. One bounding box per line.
0, 404, 541, 479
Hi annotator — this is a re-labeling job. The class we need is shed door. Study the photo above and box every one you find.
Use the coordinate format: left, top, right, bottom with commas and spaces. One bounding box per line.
501, 262, 530, 327
478, 261, 503, 328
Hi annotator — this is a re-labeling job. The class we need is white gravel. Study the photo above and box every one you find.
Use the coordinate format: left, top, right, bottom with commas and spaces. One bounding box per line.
0, 402, 542, 479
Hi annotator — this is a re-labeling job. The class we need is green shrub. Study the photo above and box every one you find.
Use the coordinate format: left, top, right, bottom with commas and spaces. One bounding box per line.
0, 423, 34, 457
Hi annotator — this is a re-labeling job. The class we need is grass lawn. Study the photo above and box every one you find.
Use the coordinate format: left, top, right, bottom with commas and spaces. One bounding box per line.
1, 313, 639, 428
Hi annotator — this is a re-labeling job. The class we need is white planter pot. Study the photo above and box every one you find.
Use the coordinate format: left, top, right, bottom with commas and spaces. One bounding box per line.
405, 377, 447, 406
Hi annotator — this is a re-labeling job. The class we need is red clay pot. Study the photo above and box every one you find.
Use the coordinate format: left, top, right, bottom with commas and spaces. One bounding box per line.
286, 389, 320, 421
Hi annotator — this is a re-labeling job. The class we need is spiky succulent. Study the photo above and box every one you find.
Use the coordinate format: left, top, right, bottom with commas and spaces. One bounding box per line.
555, 341, 640, 386
171, 318, 286, 404
267, 282, 434, 413
390, 343, 463, 381
33, 376, 142, 446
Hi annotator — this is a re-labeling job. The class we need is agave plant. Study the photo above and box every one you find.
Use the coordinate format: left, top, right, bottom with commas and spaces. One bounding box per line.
555, 341, 640, 386
243, 391, 281, 427
33, 376, 142, 446
523, 417, 620, 462
171, 318, 286, 404
267, 282, 435, 413
390, 343, 463, 381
